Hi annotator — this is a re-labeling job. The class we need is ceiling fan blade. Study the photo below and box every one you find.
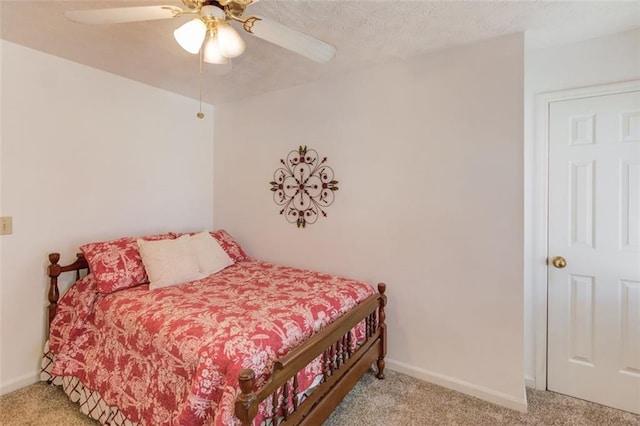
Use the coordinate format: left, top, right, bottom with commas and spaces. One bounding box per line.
246, 15, 336, 63
64, 6, 181, 25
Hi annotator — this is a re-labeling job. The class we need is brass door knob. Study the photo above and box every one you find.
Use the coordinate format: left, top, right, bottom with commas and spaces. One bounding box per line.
551, 256, 567, 269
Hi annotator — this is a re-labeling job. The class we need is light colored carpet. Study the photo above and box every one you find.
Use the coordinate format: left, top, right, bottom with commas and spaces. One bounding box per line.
1, 370, 638, 425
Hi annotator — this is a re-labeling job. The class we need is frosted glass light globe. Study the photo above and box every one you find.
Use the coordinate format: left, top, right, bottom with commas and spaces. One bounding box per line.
174, 19, 207, 54
216, 21, 246, 59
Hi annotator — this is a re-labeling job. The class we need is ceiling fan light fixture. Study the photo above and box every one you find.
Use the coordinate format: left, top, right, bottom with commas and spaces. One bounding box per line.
203, 34, 228, 64
216, 21, 246, 59
174, 18, 207, 54
201, 5, 225, 20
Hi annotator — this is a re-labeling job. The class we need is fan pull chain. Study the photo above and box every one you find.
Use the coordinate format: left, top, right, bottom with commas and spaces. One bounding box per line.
197, 47, 205, 119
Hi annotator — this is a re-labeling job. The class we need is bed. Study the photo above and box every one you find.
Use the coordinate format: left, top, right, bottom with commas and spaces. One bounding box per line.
40, 230, 387, 425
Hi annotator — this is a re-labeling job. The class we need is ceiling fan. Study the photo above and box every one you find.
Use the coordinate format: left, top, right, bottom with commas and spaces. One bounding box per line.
64, 0, 337, 65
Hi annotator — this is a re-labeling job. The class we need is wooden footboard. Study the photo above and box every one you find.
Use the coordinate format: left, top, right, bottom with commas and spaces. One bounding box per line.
46, 253, 387, 425
235, 283, 387, 425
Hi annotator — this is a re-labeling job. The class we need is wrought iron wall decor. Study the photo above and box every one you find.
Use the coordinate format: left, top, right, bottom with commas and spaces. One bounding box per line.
270, 146, 339, 228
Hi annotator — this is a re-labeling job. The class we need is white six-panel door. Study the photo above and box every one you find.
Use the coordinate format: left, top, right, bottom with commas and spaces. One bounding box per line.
547, 90, 640, 414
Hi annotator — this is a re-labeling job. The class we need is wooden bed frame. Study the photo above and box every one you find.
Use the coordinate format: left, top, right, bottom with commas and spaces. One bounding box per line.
47, 252, 387, 425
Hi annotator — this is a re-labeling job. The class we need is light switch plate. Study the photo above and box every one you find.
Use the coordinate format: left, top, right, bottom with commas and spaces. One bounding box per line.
0, 216, 13, 235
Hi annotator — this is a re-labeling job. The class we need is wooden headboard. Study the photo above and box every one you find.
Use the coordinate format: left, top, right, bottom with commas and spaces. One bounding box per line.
47, 253, 89, 327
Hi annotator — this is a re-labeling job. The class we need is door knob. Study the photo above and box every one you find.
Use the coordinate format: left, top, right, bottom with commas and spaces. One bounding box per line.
551, 256, 567, 269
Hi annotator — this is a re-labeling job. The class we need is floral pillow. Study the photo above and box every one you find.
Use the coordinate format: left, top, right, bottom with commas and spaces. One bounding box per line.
171, 229, 249, 262
210, 229, 248, 262
80, 233, 174, 294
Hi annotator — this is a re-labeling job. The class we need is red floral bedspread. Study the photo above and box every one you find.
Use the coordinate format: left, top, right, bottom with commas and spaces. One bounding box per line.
47, 260, 374, 425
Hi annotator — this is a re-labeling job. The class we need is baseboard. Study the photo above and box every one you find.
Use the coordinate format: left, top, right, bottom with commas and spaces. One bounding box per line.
524, 375, 536, 389
386, 359, 528, 413
0, 373, 40, 396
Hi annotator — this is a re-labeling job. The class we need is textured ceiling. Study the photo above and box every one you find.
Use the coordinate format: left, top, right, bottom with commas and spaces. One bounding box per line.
2, 1, 639, 104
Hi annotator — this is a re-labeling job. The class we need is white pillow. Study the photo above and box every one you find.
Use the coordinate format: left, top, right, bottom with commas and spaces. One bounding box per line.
138, 235, 202, 290
189, 231, 234, 276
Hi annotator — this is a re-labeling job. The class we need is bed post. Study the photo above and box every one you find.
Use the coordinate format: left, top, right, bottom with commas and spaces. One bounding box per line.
47, 253, 62, 328
46, 252, 88, 329
235, 368, 257, 425
376, 283, 387, 379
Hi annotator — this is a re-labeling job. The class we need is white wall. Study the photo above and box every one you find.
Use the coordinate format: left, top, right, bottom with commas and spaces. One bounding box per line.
214, 34, 526, 410
0, 41, 214, 394
523, 28, 640, 385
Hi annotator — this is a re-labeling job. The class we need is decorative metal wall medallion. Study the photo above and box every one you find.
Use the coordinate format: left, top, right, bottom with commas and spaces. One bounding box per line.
270, 146, 339, 228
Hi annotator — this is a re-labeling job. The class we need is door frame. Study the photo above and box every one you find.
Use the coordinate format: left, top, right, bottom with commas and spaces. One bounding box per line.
532, 79, 640, 390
